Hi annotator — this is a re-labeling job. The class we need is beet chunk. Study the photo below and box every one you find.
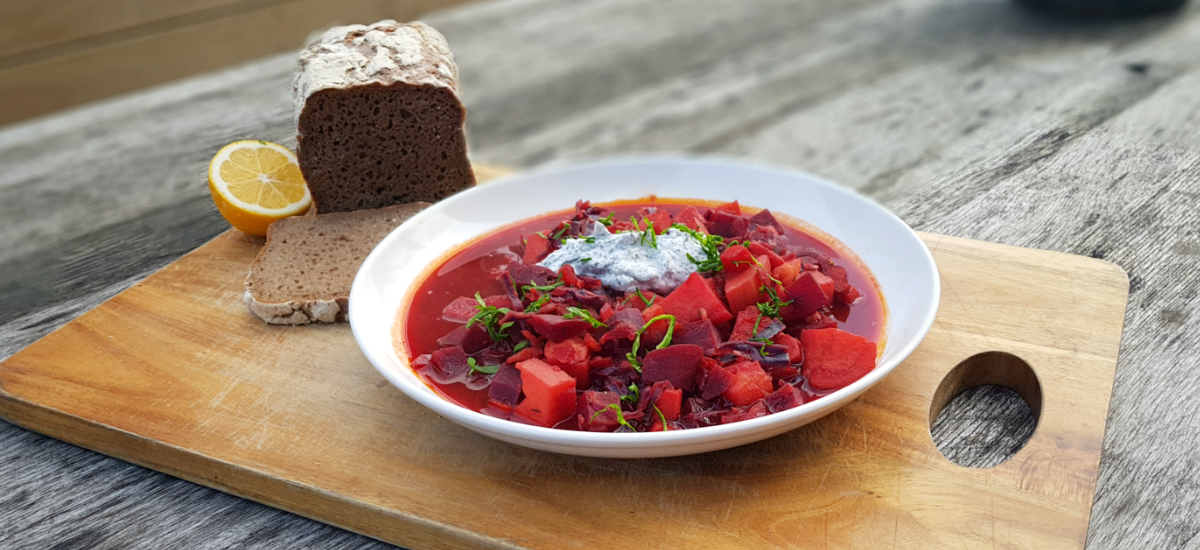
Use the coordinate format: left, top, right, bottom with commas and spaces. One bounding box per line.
800, 328, 877, 390
824, 264, 864, 305
674, 319, 722, 352
513, 358, 577, 428
505, 263, 558, 288
765, 384, 806, 412
675, 206, 708, 233
713, 200, 742, 215
680, 397, 729, 428
748, 208, 785, 233
436, 325, 468, 348
642, 208, 673, 234
544, 336, 591, 389
655, 388, 683, 420
721, 361, 773, 407
708, 210, 748, 239
721, 401, 769, 424
771, 332, 803, 363
641, 344, 703, 392
429, 346, 471, 384
527, 314, 594, 342
598, 307, 647, 354
488, 363, 523, 406
577, 390, 622, 432
781, 270, 835, 320
437, 324, 497, 354
523, 232, 552, 264
654, 272, 733, 325
699, 360, 737, 400
599, 323, 637, 345
724, 267, 764, 315
610, 307, 647, 328
441, 296, 478, 323
720, 244, 755, 274
729, 307, 761, 341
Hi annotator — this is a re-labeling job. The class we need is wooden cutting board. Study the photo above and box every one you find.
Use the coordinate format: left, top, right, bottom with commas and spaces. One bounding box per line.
0, 172, 1128, 549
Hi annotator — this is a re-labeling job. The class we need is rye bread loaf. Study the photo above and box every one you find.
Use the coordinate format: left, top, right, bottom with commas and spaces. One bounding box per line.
293, 20, 475, 213
244, 203, 429, 324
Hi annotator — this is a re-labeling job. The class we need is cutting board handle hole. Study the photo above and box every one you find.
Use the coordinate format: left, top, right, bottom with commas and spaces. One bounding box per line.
929, 351, 1042, 468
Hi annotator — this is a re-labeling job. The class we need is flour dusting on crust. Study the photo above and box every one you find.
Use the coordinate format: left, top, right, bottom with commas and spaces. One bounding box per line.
292, 20, 459, 124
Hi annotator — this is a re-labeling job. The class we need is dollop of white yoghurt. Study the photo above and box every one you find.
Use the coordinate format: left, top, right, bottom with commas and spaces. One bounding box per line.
538, 224, 707, 295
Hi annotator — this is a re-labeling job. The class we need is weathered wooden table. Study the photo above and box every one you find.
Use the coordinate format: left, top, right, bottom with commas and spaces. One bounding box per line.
2, 0, 1198, 548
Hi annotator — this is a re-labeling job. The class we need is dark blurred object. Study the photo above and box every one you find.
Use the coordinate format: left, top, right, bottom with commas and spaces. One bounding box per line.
1016, 0, 1188, 17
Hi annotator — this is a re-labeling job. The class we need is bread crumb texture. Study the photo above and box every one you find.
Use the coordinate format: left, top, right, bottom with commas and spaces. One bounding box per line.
244, 203, 430, 324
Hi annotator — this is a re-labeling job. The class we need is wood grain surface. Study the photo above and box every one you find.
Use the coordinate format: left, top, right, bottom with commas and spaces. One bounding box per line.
0, 226, 1129, 550
0, 0, 479, 126
1, 0, 1197, 548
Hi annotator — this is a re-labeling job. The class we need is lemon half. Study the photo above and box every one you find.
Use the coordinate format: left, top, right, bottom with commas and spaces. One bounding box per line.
208, 140, 311, 236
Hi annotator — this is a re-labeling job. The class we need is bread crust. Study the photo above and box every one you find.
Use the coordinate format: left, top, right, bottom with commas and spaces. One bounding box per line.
292, 20, 458, 124
243, 291, 347, 325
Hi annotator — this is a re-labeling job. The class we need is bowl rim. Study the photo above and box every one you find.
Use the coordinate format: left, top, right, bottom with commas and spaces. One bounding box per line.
349, 155, 940, 450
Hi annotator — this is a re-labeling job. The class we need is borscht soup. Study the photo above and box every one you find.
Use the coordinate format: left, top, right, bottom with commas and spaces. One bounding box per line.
395, 199, 884, 432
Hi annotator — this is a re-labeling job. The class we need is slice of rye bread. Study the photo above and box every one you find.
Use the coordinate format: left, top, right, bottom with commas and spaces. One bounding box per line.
244, 203, 429, 324
293, 20, 475, 213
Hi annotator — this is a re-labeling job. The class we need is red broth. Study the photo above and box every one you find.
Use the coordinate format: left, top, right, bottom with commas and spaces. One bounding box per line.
396, 198, 885, 430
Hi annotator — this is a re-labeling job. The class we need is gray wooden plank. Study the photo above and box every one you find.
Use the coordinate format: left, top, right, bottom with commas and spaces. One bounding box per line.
0, 420, 393, 550
894, 67, 1200, 549
2, 0, 1199, 548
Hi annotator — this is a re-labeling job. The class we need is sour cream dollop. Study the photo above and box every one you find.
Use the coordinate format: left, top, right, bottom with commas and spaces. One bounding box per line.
538, 224, 707, 295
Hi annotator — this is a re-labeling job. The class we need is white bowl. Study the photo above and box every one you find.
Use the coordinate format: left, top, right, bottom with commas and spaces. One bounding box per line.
349, 157, 939, 458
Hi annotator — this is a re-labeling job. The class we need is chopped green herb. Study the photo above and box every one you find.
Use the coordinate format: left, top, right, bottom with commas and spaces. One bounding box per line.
634, 288, 656, 307
756, 284, 793, 319
621, 383, 641, 404
564, 307, 607, 328
597, 212, 615, 226
642, 219, 658, 248
521, 280, 564, 293
466, 292, 513, 341
467, 357, 500, 375
513, 340, 530, 352
630, 216, 658, 249
591, 403, 636, 431
552, 224, 569, 241
626, 314, 677, 371
524, 293, 552, 313
653, 405, 669, 431
671, 224, 725, 272
580, 257, 592, 262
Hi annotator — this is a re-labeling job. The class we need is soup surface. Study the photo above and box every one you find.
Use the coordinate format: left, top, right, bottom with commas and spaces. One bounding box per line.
398, 199, 884, 432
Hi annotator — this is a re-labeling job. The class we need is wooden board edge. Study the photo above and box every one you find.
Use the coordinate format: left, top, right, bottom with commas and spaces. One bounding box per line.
0, 384, 524, 550
916, 231, 1132, 292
